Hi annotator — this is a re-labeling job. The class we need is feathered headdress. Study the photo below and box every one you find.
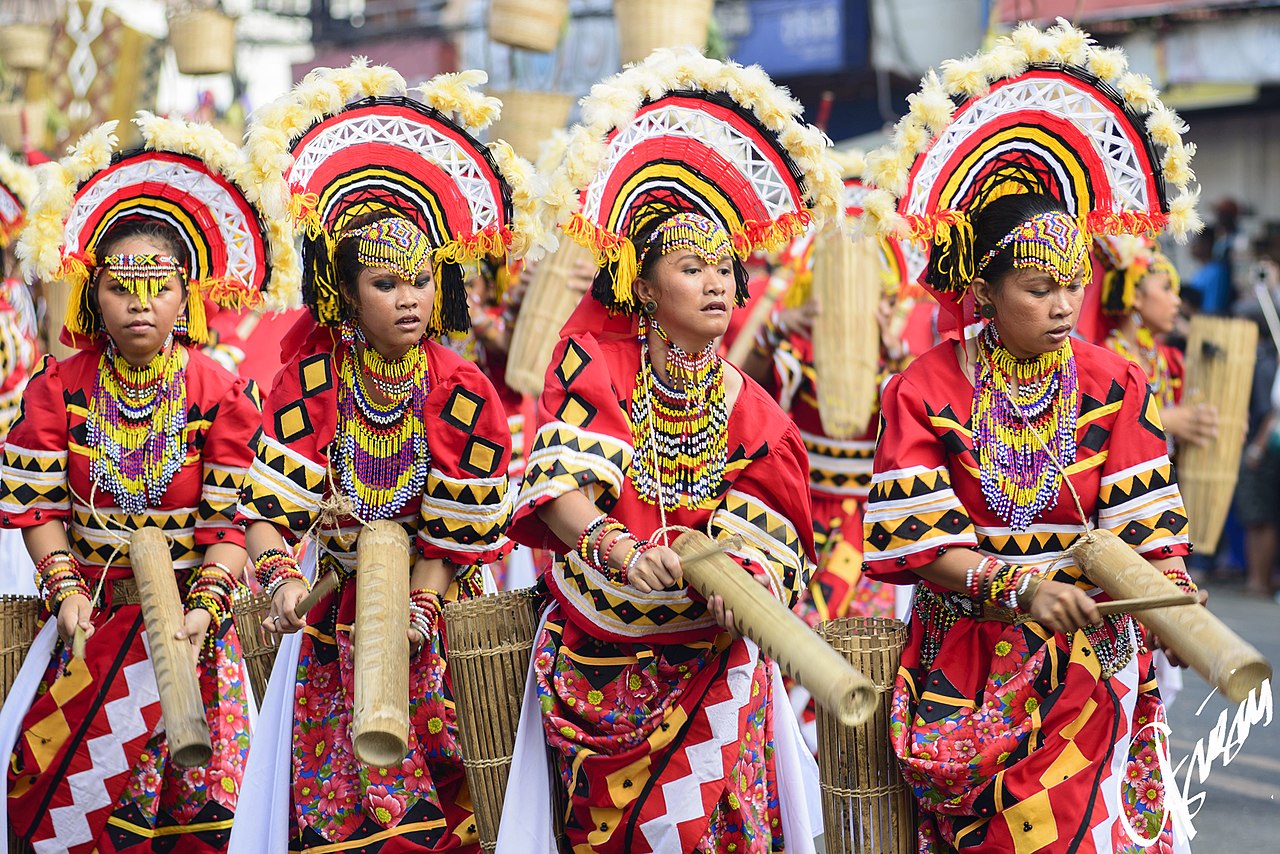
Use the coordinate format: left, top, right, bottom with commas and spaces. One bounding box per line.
16, 113, 296, 346
1096, 234, 1179, 316
860, 19, 1200, 318
244, 59, 548, 331
549, 47, 843, 313
0, 146, 37, 250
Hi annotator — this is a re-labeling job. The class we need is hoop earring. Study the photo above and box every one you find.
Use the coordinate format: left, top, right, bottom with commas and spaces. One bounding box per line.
641, 299, 658, 317
980, 303, 997, 320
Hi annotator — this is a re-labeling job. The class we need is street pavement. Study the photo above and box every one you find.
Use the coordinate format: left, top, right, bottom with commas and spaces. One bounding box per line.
1164, 579, 1279, 853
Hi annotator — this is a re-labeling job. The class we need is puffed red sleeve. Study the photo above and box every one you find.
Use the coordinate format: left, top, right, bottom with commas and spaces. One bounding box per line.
1096, 361, 1190, 559
863, 371, 979, 583
508, 333, 636, 549
235, 350, 337, 541
0, 356, 70, 527
417, 346, 514, 565
195, 362, 262, 549
708, 415, 816, 609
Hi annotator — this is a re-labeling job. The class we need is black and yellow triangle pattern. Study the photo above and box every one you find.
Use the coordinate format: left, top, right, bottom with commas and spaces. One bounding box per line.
710, 488, 810, 609
237, 435, 327, 534
518, 422, 632, 512
71, 505, 202, 570
551, 551, 718, 639
197, 462, 249, 537
1097, 457, 1188, 553
864, 466, 977, 567
418, 468, 512, 562
0, 443, 69, 522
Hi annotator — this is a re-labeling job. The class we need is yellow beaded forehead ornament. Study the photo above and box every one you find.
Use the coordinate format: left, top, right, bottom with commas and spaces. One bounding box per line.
98, 253, 187, 307
975, 211, 1091, 286
639, 212, 733, 268
341, 216, 432, 283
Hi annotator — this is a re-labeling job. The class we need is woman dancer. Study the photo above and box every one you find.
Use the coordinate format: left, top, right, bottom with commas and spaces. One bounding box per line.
0, 113, 289, 852
859, 22, 1203, 853
498, 49, 842, 853
232, 62, 540, 852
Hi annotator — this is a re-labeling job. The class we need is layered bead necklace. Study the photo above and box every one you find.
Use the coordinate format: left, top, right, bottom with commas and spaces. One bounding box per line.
629, 318, 728, 510
333, 339, 431, 520
1108, 327, 1175, 408
972, 322, 1079, 530
87, 338, 188, 514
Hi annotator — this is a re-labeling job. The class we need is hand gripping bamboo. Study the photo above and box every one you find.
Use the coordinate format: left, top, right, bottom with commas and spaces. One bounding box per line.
1070, 528, 1272, 703
670, 531, 876, 726
352, 520, 411, 767
129, 527, 212, 767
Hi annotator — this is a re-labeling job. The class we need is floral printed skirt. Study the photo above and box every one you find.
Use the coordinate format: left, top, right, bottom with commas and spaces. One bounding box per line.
288, 619, 479, 853
892, 590, 1181, 854
536, 607, 784, 854
8, 603, 250, 853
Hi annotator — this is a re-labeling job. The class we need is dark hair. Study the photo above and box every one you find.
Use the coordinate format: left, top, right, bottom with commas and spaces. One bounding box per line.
591, 208, 750, 310
331, 208, 468, 334
970, 193, 1069, 287
72, 218, 190, 337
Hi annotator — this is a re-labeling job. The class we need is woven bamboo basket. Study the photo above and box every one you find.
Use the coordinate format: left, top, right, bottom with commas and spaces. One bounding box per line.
816, 617, 915, 854
0, 23, 53, 72
505, 238, 593, 397
169, 9, 236, 75
1, 594, 40, 701
230, 587, 279, 702
1179, 315, 1257, 554
812, 227, 881, 439
488, 90, 575, 163
614, 0, 714, 65
488, 0, 569, 53
442, 587, 540, 853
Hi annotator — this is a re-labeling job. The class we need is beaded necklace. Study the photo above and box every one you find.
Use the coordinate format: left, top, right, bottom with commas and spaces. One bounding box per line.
86, 339, 188, 514
972, 322, 1079, 530
629, 318, 728, 510
1107, 327, 1175, 408
333, 341, 431, 520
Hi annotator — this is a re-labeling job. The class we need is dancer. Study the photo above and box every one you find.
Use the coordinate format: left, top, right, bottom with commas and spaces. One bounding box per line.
233, 62, 541, 852
497, 48, 843, 853
0, 113, 289, 852
860, 22, 1202, 853
1098, 237, 1217, 449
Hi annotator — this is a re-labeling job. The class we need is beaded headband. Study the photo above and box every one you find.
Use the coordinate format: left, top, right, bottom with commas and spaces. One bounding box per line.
640, 213, 733, 269
98, 253, 187, 308
975, 211, 1090, 287
341, 217, 432, 284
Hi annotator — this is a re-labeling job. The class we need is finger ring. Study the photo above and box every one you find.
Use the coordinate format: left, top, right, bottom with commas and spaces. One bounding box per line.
273, 615, 281, 625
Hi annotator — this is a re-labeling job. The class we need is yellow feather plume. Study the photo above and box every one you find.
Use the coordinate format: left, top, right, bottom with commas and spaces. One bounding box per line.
829, 148, 867, 181
1086, 46, 1128, 82
0, 146, 37, 208
1146, 107, 1187, 149
64, 121, 118, 183
941, 55, 990, 99
1162, 143, 1196, 187
1167, 187, 1204, 242
1048, 18, 1090, 66
417, 70, 501, 130
1117, 72, 1160, 114
978, 43, 1028, 81
907, 71, 955, 135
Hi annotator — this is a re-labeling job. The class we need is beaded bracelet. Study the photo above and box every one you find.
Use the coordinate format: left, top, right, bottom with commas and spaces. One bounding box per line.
35, 550, 90, 613
1161, 565, 1198, 594
254, 548, 294, 588
600, 532, 631, 572
408, 588, 442, 656
621, 541, 658, 587
575, 514, 608, 562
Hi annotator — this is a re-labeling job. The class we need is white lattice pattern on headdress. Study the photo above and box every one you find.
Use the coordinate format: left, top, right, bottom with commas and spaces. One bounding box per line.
0, 189, 20, 225
580, 103, 798, 227
288, 112, 501, 233
906, 75, 1152, 219
64, 158, 261, 286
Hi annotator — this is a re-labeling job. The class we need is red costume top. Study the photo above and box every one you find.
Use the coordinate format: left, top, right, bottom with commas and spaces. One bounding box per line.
0, 345, 259, 572
511, 308, 816, 644
238, 323, 513, 576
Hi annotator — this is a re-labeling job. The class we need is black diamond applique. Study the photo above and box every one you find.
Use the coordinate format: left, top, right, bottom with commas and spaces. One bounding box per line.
460, 435, 504, 477
554, 340, 591, 388
273, 401, 313, 442
892, 516, 930, 542
556, 392, 598, 428
441, 386, 486, 434
1081, 423, 1109, 453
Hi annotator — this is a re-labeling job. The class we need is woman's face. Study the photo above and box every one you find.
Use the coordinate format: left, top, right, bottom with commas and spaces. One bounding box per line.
96, 235, 185, 364
1133, 272, 1181, 336
639, 249, 735, 350
978, 264, 1086, 359
352, 263, 434, 359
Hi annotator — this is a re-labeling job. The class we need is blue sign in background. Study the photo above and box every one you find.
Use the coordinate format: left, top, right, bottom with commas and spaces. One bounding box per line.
730, 0, 870, 77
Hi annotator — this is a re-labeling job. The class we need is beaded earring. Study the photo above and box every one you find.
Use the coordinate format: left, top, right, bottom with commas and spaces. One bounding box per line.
172, 314, 188, 339
340, 318, 366, 346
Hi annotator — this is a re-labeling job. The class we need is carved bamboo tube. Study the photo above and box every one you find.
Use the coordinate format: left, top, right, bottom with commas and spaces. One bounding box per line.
671, 530, 876, 726
129, 527, 212, 767
352, 520, 411, 766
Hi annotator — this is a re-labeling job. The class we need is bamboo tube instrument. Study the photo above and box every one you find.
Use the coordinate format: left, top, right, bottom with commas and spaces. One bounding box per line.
670, 530, 876, 726
1071, 528, 1272, 703
352, 520, 411, 766
129, 527, 212, 767
811, 228, 881, 439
